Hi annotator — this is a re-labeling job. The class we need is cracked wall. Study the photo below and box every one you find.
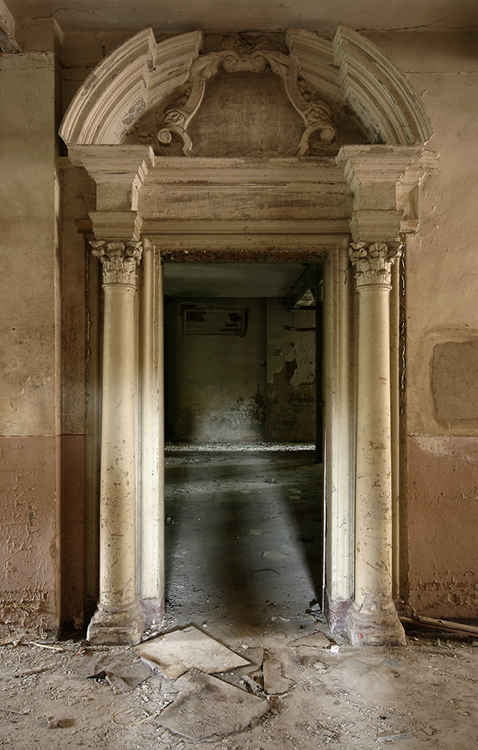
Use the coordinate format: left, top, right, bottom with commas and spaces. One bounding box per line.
0, 51, 60, 634
367, 30, 478, 618
266, 299, 316, 443
3, 24, 478, 629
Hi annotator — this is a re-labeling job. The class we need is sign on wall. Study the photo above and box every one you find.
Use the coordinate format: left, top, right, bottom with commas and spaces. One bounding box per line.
179, 303, 248, 337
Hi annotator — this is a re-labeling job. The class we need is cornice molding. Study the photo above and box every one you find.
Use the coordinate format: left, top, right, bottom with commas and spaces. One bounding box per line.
68, 144, 155, 211
337, 144, 437, 243
333, 26, 433, 145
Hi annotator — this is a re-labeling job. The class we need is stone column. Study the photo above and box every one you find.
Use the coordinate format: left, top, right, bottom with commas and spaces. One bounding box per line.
138, 240, 165, 629
347, 241, 406, 646
324, 246, 354, 631
87, 240, 144, 645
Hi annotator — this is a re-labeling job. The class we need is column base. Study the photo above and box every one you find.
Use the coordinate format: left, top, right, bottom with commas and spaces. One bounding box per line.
140, 596, 165, 632
346, 602, 406, 647
325, 592, 353, 632
87, 600, 144, 646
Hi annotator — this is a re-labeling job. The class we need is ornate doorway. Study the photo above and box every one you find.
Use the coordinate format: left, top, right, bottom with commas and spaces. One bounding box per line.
60, 25, 434, 645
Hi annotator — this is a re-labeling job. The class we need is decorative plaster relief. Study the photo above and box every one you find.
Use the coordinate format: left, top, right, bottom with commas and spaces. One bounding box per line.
349, 241, 402, 288
91, 240, 143, 288
157, 40, 337, 157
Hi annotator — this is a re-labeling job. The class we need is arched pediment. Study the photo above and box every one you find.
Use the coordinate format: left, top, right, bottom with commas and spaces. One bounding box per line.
59, 26, 433, 152
59, 28, 202, 146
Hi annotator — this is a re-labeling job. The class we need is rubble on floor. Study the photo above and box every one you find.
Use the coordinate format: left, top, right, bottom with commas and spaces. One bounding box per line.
1, 624, 478, 749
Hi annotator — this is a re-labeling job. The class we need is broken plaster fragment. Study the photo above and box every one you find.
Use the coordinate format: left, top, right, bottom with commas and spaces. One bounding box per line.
158, 669, 270, 741
134, 624, 250, 679
263, 654, 295, 695
376, 731, 412, 742
263, 550, 289, 560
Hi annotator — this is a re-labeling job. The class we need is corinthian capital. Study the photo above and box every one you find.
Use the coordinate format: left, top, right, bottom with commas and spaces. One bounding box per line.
349, 242, 402, 289
91, 240, 143, 288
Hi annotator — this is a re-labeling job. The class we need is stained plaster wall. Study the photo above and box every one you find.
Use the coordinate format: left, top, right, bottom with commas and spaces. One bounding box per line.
0, 49, 61, 634
266, 299, 316, 442
3, 26, 478, 629
0, 25, 92, 632
164, 298, 268, 444
164, 297, 317, 444
366, 30, 478, 619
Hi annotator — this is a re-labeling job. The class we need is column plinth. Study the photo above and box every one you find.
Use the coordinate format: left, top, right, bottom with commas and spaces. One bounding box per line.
87, 600, 144, 646
87, 240, 144, 646
347, 241, 405, 647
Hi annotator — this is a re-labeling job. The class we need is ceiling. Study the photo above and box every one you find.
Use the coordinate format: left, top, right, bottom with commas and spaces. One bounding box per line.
4, 0, 478, 35
163, 262, 313, 299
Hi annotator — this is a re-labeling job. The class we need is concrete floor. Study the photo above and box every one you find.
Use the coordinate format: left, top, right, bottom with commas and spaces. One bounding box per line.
163, 445, 323, 638
1, 448, 477, 749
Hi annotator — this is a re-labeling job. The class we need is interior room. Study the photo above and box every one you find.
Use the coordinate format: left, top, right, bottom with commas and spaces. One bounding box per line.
162, 262, 322, 633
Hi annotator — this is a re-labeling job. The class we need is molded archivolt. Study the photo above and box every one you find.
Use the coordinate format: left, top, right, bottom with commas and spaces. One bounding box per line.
59, 26, 433, 150
60, 29, 202, 146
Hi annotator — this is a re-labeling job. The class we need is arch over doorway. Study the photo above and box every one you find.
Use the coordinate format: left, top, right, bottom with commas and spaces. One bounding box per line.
60, 26, 435, 646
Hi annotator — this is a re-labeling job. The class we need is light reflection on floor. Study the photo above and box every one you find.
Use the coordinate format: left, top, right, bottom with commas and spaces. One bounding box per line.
164, 447, 323, 640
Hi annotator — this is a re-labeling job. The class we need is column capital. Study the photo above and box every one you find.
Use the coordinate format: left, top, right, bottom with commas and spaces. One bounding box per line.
91, 240, 143, 288
349, 241, 402, 289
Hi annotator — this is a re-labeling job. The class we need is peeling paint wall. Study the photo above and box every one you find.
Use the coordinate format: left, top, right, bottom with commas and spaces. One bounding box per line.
408, 436, 478, 618
367, 30, 478, 619
0, 51, 60, 634
0, 438, 59, 632
164, 297, 317, 445
3, 25, 478, 630
266, 299, 316, 442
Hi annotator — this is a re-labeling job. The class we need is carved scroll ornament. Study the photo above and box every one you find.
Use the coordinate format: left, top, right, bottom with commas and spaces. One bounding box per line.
91, 240, 143, 288
349, 241, 402, 288
158, 46, 337, 156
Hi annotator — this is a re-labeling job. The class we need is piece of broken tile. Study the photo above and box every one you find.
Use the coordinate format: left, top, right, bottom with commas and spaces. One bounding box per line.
376, 730, 412, 742
250, 568, 280, 580
241, 647, 264, 668
294, 631, 332, 649
158, 668, 270, 741
134, 625, 250, 679
263, 550, 289, 560
263, 654, 295, 695
86, 652, 153, 692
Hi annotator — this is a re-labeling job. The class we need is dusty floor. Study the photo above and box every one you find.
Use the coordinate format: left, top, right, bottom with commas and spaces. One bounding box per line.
1, 449, 477, 749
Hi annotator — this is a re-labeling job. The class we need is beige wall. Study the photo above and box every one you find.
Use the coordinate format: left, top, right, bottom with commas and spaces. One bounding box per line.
368, 30, 478, 618
0, 51, 60, 634
2, 27, 478, 631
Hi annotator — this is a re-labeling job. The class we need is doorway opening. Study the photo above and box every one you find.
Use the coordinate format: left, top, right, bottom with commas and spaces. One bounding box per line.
162, 262, 324, 636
